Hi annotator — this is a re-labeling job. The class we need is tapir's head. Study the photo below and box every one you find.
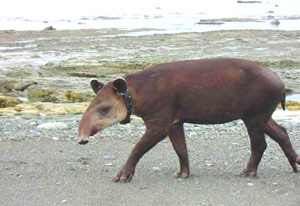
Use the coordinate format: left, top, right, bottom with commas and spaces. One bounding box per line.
77, 78, 128, 145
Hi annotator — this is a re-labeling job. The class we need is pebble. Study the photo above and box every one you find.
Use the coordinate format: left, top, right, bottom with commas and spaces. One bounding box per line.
198, 203, 210, 205
76, 157, 88, 162
29, 121, 37, 126
104, 162, 113, 166
103, 155, 114, 166
17, 97, 29, 102
103, 155, 113, 160
247, 182, 254, 186
161, 139, 168, 143
152, 167, 161, 172
205, 161, 214, 166
37, 122, 69, 130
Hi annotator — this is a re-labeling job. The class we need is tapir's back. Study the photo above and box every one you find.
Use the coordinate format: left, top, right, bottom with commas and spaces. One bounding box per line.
126, 58, 285, 124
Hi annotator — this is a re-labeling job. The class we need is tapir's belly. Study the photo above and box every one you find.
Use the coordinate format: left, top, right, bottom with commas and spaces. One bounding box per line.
177, 89, 243, 124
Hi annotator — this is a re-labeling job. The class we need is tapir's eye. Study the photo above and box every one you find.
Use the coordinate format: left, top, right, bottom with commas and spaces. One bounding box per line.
99, 106, 111, 116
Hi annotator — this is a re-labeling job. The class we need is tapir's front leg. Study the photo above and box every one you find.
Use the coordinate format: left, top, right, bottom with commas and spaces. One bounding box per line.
113, 126, 168, 182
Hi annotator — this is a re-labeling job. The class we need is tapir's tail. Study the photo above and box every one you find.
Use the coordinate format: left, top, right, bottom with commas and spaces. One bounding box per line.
281, 93, 286, 111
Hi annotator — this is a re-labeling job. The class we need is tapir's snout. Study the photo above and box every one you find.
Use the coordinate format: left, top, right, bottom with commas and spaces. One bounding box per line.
78, 139, 89, 145
77, 134, 90, 145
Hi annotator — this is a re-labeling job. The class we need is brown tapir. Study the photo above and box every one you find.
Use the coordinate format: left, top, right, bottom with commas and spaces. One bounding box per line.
78, 58, 300, 182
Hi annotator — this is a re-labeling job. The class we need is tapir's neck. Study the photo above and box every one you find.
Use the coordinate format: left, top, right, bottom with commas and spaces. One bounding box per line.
124, 73, 147, 118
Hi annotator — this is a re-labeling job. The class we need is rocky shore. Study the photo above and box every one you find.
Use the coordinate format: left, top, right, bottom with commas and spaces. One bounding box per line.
0, 29, 300, 116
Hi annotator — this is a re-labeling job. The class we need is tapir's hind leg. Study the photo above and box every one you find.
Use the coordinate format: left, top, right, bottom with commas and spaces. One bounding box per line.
265, 118, 300, 172
242, 117, 268, 177
169, 123, 190, 178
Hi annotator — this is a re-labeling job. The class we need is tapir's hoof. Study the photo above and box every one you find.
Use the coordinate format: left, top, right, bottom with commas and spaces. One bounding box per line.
239, 168, 257, 177
289, 156, 300, 173
172, 171, 190, 179
112, 168, 135, 182
296, 156, 300, 165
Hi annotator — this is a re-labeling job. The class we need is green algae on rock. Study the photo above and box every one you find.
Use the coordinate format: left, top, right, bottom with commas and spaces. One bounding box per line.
0, 102, 89, 115
65, 91, 94, 103
286, 101, 300, 111
27, 87, 60, 103
102, 61, 154, 70
0, 96, 22, 108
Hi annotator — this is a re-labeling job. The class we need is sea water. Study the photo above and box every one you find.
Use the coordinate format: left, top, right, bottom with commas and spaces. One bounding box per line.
0, 0, 300, 34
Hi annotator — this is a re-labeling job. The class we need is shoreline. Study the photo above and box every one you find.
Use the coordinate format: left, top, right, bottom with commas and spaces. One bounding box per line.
0, 29, 300, 117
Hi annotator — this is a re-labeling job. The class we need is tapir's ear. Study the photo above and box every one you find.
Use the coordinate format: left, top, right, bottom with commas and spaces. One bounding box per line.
90, 79, 105, 94
113, 77, 127, 94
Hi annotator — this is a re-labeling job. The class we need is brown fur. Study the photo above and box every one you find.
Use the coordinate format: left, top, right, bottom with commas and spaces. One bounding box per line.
78, 58, 300, 182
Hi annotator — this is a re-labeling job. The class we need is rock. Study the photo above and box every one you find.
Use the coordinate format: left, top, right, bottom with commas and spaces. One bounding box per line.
27, 87, 60, 103
14, 104, 39, 114
237, 1, 262, 3
0, 102, 87, 115
45, 62, 55, 66
0, 96, 22, 108
65, 91, 93, 103
286, 101, 300, 111
69, 72, 98, 78
97, 16, 120, 20
0, 80, 21, 92
197, 20, 224, 25
43, 26, 56, 31
0, 107, 18, 114
37, 122, 69, 130
271, 19, 280, 25
40, 103, 88, 114
103, 61, 153, 70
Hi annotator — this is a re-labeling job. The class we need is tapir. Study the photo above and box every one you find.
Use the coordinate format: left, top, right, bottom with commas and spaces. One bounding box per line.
78, 58, 300, 182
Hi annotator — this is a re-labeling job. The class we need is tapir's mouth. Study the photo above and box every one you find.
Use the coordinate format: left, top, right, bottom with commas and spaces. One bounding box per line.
90, 129, 98, 137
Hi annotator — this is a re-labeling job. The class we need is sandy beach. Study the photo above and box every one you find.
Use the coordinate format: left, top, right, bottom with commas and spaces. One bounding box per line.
0, 27, 300, 205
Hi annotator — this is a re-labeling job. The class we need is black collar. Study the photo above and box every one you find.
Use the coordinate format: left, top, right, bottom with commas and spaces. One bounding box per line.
120, 90, 133, 124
